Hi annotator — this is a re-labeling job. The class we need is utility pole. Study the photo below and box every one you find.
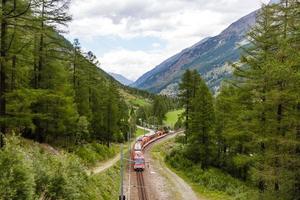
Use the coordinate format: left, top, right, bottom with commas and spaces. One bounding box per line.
127, 129, 131, 200
119, 144, 125, 200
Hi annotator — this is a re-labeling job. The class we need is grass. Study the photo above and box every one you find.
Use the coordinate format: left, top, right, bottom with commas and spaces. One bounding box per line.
119, 88, 151, 107
135, 127, 148, 137
151, 137, 258, 200
164, 109, 184, 128
74, 143, 119, 167
89, 164, 121, 200
129, 98, 150, 107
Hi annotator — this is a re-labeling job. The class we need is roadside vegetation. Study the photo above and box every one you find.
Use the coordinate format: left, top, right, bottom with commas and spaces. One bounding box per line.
153, 137, 258, 200
74, 143, 119, 167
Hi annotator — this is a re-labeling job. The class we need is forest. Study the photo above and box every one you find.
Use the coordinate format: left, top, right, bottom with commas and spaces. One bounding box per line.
0, 0, 138, 148
172, 1, 299, 199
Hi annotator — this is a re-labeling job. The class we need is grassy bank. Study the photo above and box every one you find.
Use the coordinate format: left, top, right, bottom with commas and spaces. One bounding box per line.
0, 135, 120, 200
135, 127, 148, 137
151, 137, 258, 200
88, 164, 120, 200
74, 143, 118, 167
164, 109, 184, 128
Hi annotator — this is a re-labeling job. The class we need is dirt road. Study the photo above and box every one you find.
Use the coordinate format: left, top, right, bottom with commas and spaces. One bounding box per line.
89, 153, 121, 175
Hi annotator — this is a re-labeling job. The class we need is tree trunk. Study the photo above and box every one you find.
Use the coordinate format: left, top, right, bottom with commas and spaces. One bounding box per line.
37, 0, 45, 88
11, 55, 16, 90
0, 0, 8, 144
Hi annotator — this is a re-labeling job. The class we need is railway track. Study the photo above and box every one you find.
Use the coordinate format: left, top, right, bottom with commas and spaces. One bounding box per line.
136, 172, 148, 200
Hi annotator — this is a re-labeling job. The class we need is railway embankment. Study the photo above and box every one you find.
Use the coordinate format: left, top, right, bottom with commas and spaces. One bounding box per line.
153, 135, 258, 200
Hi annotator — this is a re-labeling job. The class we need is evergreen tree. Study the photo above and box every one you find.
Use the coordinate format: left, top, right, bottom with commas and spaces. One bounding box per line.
152, 96, 168, 125
229, 1, 300, 198
179, 69, 201, 142
187, 74, 215, 168
0, 0, 32, 147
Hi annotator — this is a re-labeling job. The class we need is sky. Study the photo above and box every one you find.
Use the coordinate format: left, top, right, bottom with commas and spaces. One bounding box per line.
66, 0, 270, 81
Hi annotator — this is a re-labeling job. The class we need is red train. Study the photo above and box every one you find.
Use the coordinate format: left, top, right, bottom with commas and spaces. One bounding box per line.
132, 129, 168, 171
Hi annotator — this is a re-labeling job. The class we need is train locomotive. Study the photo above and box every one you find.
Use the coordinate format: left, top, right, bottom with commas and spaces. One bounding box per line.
132, 129, 168, 171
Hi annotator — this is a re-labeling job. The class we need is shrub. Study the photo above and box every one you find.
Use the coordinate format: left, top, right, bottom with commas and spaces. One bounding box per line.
0, 136, 36, 200
75, 143, 117, 166
166, 146, 258, 200
0, 135, 120, 200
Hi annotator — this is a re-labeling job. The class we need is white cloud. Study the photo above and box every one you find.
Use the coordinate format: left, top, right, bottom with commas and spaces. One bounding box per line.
68, 0, 270, 80
99, 49, 169, 80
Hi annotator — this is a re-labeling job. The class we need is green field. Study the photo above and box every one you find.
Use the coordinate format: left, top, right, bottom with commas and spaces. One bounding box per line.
164, 109, 184, 128
129, 98, 150, 107
135, 127, 147, 137
119, 88, 151, 107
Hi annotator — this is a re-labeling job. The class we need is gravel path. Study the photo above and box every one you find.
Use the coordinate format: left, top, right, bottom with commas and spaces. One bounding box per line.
142, 133, 201, 200
90, 153, 121, 175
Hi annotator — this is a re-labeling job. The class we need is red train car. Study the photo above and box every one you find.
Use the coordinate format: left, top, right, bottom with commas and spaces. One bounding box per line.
132, 129, 169, 171
132, 151, 145, 171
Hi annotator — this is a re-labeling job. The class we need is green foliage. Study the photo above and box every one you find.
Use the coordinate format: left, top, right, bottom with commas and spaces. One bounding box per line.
0, 136, 35, 200
165, 145, 258, 200
0, 0, 132, 147
213, 1, 300, 198
87, 165, 121, 200
135, 95, 177, 127
0, 135, 120, 200
74, 143, 117, 167
164, 109, 184, 128
174, 2, 300, 199
135, 127, 146, 137
152, 96, 168, 125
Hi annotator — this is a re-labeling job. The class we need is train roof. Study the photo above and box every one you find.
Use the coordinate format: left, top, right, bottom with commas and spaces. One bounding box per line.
144, 131, 156, 137
134, 142, 142, 150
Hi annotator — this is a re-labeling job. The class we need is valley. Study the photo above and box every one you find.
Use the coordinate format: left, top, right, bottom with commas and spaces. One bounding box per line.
0, 0, 299, 200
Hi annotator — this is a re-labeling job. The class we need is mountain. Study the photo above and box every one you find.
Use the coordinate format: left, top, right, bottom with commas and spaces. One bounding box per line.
132, 10, 258, 94
109, 72, 134, 86
269, 0, 280, 4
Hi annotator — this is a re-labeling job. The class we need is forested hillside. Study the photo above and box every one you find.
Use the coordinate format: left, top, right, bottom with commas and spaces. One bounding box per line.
170, 1, 300, 199
0, 0, 140, 148
0, 1, 167, 199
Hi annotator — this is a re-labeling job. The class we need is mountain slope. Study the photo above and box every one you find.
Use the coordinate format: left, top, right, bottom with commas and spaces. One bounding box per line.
109, 72, 133, 86
132, 10, 258, 94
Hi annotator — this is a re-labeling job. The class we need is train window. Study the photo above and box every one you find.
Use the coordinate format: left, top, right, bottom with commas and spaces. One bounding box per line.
135, 158, 145, 164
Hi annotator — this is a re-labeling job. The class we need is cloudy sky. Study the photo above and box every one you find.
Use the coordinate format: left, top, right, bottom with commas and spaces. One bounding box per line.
66, 0, 269, 81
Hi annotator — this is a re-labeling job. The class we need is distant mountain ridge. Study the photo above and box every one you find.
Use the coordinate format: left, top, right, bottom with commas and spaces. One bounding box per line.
109, 72, 134, 86
132, 9, 259, 94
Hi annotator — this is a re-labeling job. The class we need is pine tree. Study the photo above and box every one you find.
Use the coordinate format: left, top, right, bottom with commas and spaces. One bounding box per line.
188, 74, 215, 168
179, 69, 201, 143
232, 1, 300, 198
0, 0, 32, 147
31, 0, 71, 88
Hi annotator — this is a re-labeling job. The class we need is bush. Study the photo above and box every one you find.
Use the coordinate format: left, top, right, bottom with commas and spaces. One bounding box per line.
0, 135, 118, 200
75, 143, 117, 166
166, 146, 258, 200
0, 137, 35, 200
32, 150, 90, 200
